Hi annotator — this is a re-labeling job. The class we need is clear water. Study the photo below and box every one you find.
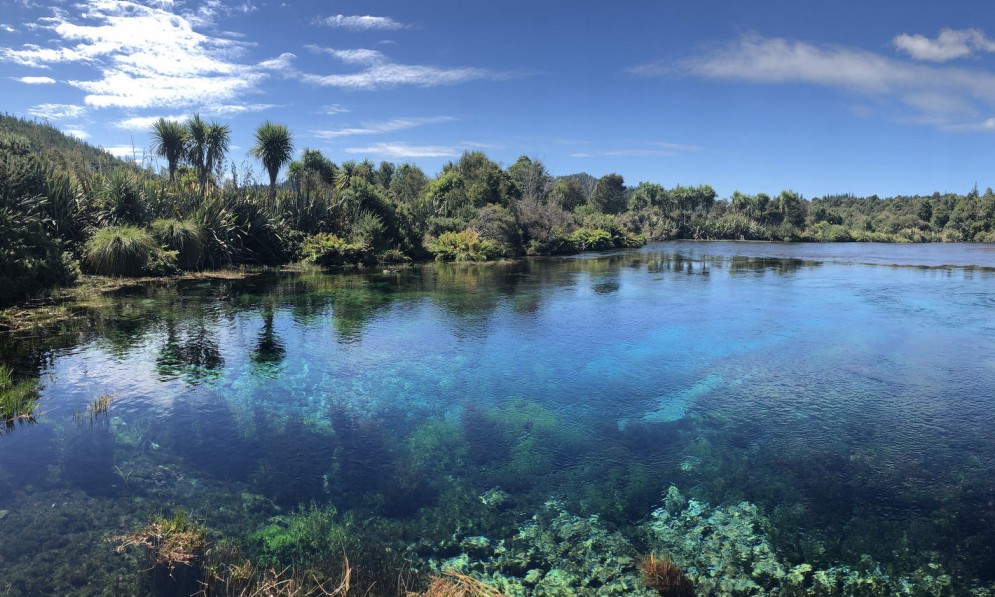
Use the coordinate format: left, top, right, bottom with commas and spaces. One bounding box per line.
1, 241, 994, 594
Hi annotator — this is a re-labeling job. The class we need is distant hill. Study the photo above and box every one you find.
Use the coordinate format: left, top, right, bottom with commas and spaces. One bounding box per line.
556, 172, 598, 197
0, 113, 129, 174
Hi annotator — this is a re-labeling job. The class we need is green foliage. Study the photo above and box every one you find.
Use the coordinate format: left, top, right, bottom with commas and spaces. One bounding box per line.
99, 169, 147, 225
0, 136, 78, 304
588, 173, 627, 214
300, 232, 370, 267
429, 228, 502, 262
0, 365, 40, 430
84, 225, 176, 277
248, 506, 351, 569
567, 227, 614, 251
150, 218, 204, 270
549, 178, 587, 211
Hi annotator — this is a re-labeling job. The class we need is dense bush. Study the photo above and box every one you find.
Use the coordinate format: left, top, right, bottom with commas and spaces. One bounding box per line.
0, 133, 78, 305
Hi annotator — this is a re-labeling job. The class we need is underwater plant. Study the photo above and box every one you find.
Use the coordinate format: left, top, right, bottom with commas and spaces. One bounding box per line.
0, 364, 39, 430
640, 554, 694, 597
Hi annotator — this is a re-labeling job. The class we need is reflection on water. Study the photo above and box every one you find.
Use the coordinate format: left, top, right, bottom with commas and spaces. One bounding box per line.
1, 241, 994, 595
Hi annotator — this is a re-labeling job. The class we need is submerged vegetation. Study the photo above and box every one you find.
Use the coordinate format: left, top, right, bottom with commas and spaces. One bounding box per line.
3, 112, 994, 307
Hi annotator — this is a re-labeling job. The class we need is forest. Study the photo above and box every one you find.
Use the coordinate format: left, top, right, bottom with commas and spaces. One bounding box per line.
2, 112, 994, 306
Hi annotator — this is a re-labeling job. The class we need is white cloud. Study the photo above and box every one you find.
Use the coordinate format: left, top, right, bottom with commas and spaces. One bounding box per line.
344, 142, 461, 158
0, 0, 269, 110
104, 144, 146, 161
314, 15, 404, 31
257, 52, 295, 71
302, 46, 501, 90
636, 33, 995, 132
114, 114, 186, 130
321, 104, 349, 115
893, 28, 995, 62
203, 103, 277, 115
16, 75, 56, 83
307, 46, 385, 66
28, 103, 86, 119
62, 127, 90, 139
1, 24, 18, 33
570, 149, 674, 158
313, 116, 454, 139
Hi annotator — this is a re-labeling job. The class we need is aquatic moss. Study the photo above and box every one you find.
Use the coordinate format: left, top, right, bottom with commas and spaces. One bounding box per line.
248, 505, 351, 569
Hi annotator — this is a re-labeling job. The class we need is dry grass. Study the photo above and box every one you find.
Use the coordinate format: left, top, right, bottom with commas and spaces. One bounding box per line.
640, 553, 694, 597
113, 511, 207, 570
413, 570, 504, 597
197, 547, 351, 597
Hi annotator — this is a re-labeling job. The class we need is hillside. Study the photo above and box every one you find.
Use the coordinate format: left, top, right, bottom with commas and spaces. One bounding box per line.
0, 113, 129, 174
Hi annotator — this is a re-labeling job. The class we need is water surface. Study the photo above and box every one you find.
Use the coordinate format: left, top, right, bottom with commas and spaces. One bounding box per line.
1, 241, 994, 594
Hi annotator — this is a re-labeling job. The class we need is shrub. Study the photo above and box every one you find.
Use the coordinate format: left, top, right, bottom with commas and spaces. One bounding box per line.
300, 232, 370, 267
567, 227, 614, 251
84, 225, 176, 277
429, 227, 502, 262
150, 218, 204, 270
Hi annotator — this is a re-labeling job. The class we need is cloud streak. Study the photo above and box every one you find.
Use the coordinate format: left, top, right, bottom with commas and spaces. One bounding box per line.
16, 76, 56, 84
28, 103, 86, 119
312, 116, 455, 139
344, 142, 461, 158
303, 45, 504, 90
633, 33, 995, 132
314, 15, 404, 31
893, 28, 995, 62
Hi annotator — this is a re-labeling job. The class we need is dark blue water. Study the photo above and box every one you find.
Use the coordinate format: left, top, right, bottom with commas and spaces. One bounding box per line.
1, 242, 994, 595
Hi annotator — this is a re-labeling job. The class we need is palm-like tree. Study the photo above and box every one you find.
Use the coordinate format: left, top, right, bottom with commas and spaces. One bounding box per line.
185, 115, 230, 197
150, 118, 187, 183
186, 114, 209, 195
204, 122, 230, 195
251, 121, 294, 201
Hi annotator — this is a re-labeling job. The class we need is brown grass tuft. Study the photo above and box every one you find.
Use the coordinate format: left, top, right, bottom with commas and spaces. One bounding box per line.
640, 553, 694, 597
414, 569, 504, 597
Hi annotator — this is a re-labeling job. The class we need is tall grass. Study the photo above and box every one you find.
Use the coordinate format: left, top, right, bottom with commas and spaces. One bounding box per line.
84, 225, 172, 277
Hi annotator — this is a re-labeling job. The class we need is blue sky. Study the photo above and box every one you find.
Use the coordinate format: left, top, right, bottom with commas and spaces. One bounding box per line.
2, 0, 995, 198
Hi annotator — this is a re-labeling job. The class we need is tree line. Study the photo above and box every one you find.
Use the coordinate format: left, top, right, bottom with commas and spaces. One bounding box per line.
1, 112, 994, 305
